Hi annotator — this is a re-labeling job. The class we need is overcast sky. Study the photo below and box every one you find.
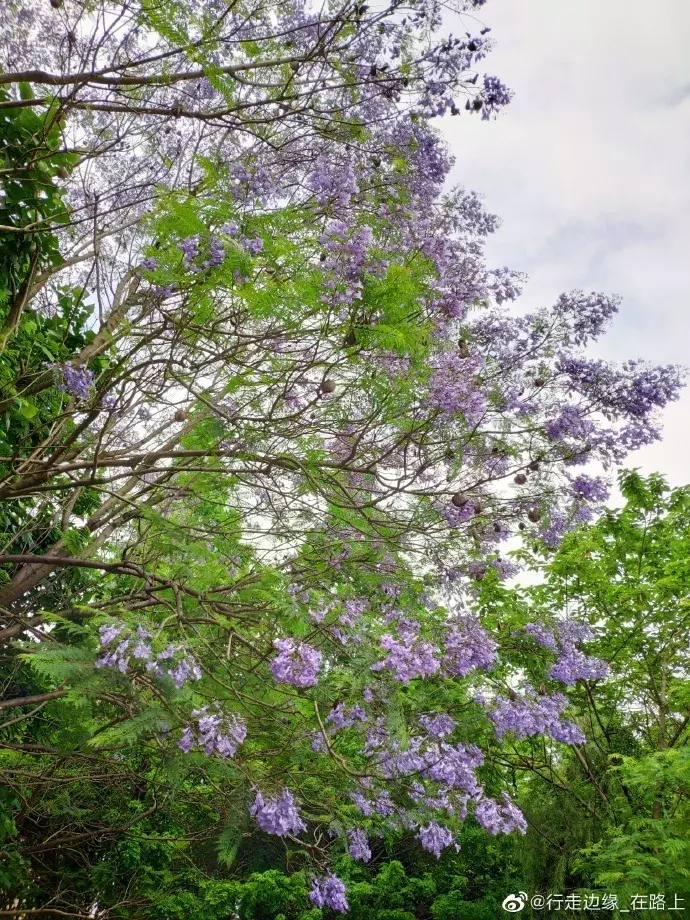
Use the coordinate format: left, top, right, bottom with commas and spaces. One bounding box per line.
442, 0, 690, 489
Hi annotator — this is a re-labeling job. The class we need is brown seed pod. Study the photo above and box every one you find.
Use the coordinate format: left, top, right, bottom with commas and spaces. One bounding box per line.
174, 409, 188, 423
451, 491, 469, 508
491, 445, 500, 455
49, 0, 63, 7
56, 166, 69, 180
534, 377, 546, 387
493, 522, 501, 533
473, 502, 483, 516
320, 379, 336, 394
514, 473, 527, 485
528, 460, 540, 471
518, 522, 526, 531
473, 565, 487, 581
527, 507, 541, 523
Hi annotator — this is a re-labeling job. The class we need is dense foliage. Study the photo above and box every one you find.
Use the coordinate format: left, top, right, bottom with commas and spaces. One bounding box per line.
0, 0, 687, 917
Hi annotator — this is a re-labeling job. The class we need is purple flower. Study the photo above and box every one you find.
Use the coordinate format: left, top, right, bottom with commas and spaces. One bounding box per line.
310, 873, 349, 913
243, 236, 264, 256
443, 617, 496, 676
475, 793, 527, 835
417, 821, 454, 857
419, 713, 457, 739
348, 828, 371, 862
54, 361, 95, 400
270, 638, 322, 688
250, 788, 307, 837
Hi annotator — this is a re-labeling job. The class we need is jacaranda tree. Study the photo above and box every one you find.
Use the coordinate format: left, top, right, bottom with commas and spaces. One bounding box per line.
0, 0, 685, 916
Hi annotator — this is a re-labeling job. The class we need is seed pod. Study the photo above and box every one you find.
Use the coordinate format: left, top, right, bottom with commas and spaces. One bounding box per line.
514, 473, 527, 485
473, 502, 483, 516
320, 379, 336, 394
343, 329, 357, 348
493, 522, 501, 533
528, 460, 540, 471
491, 445, 500, 455
56, 166, 69, 179
473, 565, 487, 581
458, 341, 470, 358
534, 377, 546, 387
451, 491, 469, 508
518, 522, 526, 531
49, 0, 63, 7
67, 30, 76, 43
527, 507, 541, 523
174, 409, 188, 423
371, 156, 381, 168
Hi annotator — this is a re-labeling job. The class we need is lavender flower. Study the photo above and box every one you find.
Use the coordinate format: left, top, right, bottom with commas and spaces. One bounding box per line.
417, 821, 454, 857
270, 638, 322, 688
348, 828, 371, 862
309, 873, 349, 913
250, 788, 307, 837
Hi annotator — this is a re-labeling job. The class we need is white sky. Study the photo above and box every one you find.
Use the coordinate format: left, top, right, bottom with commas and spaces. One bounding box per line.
442, 0, 690, 488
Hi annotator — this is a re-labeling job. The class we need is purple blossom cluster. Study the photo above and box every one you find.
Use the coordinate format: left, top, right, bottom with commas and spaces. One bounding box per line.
250, 788, 307, 837
348, 827, 372, 862
95, 624, 201, 689
179, 706, 246, 759
443, 617, 497, 676
417, 821, 455, 857
310, 873, 349, 913
474, 793, 527, 835
49, 361, 96, 401
489, 690, 585, 745
270, 638, 322, 688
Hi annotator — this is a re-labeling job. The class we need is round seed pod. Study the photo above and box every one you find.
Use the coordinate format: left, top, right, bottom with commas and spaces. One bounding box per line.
451, 491, 469, 508
493, 522, 501, 533
371, 156, 381, 168
528, 460, 540, 471
527, 507, 541, 523
514, 473, 527, 485
320, 379, 336, 394
50, 0, 63, 7
534, 377, 545, 387
56, 166, 69, 179
174, 409, 188, 422
491, 445, 500, 455
472, 565, 487, 581
473, 502, 483, 516
518, 522, 526, 531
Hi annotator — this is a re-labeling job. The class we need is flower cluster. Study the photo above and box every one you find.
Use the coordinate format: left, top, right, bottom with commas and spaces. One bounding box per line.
250, 788, 307, 837
95, 625, 201, 689
179, 707, 246, 759
270, 638, 322, 688
309, 873, 349, 913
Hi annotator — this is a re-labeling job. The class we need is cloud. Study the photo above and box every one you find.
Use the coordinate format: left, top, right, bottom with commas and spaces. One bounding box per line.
441, 0, 690, 485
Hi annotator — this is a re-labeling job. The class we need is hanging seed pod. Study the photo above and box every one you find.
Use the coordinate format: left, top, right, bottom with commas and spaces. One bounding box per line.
534, 377, 546, 387
451, 491, 469, 508
472, 565, 487, 581
518, 522, 526, 531
528, 460, 540, 471
320, 379, 336, 394
174, 409, 188, 423
343, 329, 357, 348
50, 0, 63, 7
56, 166, 69, 179
473, 502, 483, 516
514, 473, 527, 485
493, 522, 501, 533
527, 507, 541, 523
